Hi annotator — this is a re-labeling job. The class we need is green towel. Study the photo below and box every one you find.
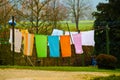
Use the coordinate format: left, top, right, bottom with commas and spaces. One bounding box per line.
35, 35, 47, 58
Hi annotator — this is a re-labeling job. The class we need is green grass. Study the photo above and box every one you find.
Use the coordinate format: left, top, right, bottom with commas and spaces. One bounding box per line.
0, 66, 120, 73
15, 20, 94, 31
93, 75, 120, 80
59, 20, 94, 31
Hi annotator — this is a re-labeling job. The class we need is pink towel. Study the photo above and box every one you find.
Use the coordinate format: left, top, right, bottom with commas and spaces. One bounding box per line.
72, 33, 83, 54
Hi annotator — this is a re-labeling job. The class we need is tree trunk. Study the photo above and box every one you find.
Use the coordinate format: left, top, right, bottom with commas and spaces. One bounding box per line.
75, 18, 79, 31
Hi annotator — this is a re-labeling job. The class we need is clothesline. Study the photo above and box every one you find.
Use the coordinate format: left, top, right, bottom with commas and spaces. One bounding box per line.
9, 28, 95, 58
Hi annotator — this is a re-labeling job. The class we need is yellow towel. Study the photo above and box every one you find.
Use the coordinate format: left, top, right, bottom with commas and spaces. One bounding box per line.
21, 29, 28, 37
27, 34, 34, 56
21, 30, 34, 56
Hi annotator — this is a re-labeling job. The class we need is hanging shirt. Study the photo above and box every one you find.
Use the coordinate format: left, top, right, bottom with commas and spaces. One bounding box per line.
81, 30, 95, 46
35, 35, 47, 58
60, 35, 71, 57
48, 36, 60, 58
72, 33, 83, 54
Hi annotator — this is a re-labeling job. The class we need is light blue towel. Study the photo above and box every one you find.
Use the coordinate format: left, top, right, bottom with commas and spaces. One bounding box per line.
48, 36, 60, 57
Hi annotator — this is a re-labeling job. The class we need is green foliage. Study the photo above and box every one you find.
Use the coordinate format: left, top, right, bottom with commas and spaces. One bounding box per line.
96, 54, 117, 70
93, 0, 120, 68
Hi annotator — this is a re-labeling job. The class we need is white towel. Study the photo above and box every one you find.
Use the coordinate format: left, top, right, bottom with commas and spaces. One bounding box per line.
51, 29, 63, 36
9, 29, 12, 43
15, 29, 22, 53
9, 29, 22, 53
81, 30, 95, 46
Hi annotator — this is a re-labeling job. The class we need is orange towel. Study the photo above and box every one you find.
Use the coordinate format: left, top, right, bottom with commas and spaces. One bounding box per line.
60, 35, 71, 57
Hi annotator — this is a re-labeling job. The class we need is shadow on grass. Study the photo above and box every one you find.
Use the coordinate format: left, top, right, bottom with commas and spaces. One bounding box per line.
92, 75, 120, 80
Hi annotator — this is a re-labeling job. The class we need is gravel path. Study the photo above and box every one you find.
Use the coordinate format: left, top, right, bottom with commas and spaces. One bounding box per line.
0, 69, 116, 80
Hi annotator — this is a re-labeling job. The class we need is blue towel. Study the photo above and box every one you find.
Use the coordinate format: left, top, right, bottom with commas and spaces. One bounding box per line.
48, 36, 60, 57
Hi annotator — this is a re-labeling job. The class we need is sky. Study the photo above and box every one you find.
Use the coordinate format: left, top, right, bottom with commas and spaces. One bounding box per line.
92, 0, 108, 9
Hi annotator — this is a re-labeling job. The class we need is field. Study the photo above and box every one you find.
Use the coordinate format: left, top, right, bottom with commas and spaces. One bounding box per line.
16, 20, 94, 31
60, 20, 94, 31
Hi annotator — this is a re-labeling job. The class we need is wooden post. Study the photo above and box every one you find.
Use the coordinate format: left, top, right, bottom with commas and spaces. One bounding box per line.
106, 25, 110, 55
12, 16, 15, 65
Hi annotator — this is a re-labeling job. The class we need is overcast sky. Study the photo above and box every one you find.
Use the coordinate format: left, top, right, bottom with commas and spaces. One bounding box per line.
92, 0, 108, 8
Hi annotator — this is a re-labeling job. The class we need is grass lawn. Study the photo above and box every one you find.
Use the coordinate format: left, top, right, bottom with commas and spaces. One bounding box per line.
0, 66, 120, 73
16, 20, 94, 31
60, 20, 94, 31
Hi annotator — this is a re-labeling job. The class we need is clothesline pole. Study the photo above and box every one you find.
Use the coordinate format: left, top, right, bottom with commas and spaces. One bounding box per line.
106, 24, 110, 55
77, 30, 85, 66
66, 22, 72, 65
12, 16, 15, 65
66, 22, 73, 44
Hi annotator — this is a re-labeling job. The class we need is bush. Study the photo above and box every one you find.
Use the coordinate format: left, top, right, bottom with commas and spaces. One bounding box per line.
96, 54, 117, 69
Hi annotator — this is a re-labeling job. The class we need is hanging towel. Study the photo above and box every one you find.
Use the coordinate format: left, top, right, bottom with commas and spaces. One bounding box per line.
23, 33, 34, 56
9, 29, 12, 43
60, 35, 71, 57
21, 29, 28, 55
14, 29, 22, 53
81, 30, 95, 46
27, 34, 34, 56
9, 29, 22, 53
48, 36, 60, 57
65, 31, 78, 44
72, 33, 83, 54
35, 35, 47, 58
51, 29, 63, 36
21, 29, 28, 37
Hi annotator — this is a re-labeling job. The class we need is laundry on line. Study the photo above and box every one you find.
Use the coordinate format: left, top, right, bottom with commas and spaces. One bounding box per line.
9, 29, 95, 58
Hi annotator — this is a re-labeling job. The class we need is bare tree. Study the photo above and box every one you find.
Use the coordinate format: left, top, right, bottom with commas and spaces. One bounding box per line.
20, 0, 51, 34
17, 0, 68, 34
0, 0, 23, 28
0, 0, 14, 27
65, 0, 92, 31
45, 0, 68, 29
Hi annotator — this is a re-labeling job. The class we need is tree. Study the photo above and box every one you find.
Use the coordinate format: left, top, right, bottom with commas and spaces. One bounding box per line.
65, 0, 92, 31
0, 0, 23, 27
19, 0, 51, 33
0, 0, 13, 27
16, 0, 68, 34
45, 0, 68, 29
93, 0, 120, 67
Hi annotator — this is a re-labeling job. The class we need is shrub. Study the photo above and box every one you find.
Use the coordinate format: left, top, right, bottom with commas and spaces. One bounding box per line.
96, 54, 117, 69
